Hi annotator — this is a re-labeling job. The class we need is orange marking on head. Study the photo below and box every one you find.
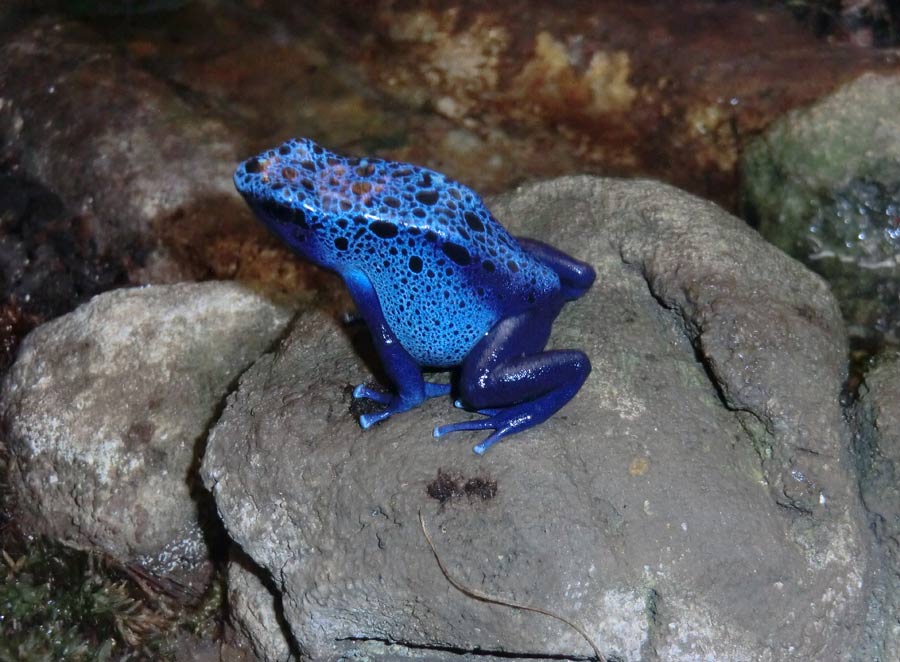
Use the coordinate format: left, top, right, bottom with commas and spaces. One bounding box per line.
351, 181, 373, 196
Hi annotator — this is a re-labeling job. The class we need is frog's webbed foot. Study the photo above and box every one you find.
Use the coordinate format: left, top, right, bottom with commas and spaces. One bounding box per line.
354, 381, 451, 429
435, 381, 583, 454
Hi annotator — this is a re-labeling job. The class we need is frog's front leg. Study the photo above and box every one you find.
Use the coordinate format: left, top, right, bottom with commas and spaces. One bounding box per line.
343, 270, 450, 429
433, 308, 591, 454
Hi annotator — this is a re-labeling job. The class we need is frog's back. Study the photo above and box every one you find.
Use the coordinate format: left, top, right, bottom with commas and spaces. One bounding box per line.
235, 138, 559, 366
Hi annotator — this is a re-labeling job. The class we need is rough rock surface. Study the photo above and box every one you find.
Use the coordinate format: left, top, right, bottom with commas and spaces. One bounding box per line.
741, 72, 900, 347
203, 176, 869, 660
1, 282, 293, 578
853, 354, 900, 661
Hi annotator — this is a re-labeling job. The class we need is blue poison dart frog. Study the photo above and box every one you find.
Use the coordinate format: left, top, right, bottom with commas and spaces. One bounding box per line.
234, 138, 595, 454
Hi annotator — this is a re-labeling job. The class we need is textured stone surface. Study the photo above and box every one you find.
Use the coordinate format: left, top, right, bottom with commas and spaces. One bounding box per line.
203, 176, 868, 660
853, 354, 900, 662
1, 282, 293, 577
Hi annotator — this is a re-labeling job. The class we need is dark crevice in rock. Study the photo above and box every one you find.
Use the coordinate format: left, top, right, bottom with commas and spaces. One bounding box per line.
620, 255, 783, 492
336, 636, 605, 661
186, 316, 296, 572
774, 496, 814, 517
625, 256, 773, 435
231, 546, 307, 660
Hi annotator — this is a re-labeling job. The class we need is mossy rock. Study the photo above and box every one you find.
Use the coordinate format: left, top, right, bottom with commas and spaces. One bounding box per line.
741, 73, 900, 349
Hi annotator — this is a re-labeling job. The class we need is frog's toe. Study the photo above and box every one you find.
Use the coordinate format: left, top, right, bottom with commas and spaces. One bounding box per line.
353, 384, 393, 404
434, 403, 544, 454
359, 409, 393, 429
358, 392, 425, 429
432, 417, 512, 454
453, 399, 502, 416
473, 429, 510, 455
433, 417, 495, 439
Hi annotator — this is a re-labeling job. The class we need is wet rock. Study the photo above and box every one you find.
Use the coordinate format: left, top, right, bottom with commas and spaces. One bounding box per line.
203, 176, 868, 660
1, 282, 293, 581
853, 354, 900, 660
741, 72, 900, 351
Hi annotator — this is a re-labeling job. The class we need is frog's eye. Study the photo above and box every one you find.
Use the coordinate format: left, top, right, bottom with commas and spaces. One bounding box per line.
245, 158, 263, 174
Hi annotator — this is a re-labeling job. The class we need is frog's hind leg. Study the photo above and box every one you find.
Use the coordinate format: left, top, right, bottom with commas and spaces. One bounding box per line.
433, 311, 591, 454
515, 236, 596, 301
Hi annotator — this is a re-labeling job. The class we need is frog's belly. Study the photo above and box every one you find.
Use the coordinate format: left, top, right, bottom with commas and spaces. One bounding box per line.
379, 293, 499, 367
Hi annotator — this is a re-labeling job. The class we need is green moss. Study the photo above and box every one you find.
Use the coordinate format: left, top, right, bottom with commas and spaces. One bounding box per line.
0, 542, 163, 660
0, 539, 226, 662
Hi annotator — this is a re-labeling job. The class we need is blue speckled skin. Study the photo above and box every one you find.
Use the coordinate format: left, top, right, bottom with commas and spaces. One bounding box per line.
234, 138, 595, 453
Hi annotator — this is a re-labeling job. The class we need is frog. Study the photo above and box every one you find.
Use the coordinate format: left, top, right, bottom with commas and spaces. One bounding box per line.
234, 138, 595, 454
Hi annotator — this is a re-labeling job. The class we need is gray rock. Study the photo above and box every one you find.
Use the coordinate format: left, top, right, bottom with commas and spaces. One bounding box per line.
203, 176, 869, 660
1, 282, 293, 578
741, 72, 900, 348
853, 354, 900, 661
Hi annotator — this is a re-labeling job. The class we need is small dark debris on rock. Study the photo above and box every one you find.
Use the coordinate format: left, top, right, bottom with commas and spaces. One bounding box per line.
426, 469, 464, 504
464, 476, 498, 500
427, 469, 497, 505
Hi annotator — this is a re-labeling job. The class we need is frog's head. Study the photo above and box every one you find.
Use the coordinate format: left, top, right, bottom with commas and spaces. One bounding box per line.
233, 138, 341, 265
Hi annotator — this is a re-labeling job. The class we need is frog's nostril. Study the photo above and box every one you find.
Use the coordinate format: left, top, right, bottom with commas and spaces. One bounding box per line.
245, 158, 263, 174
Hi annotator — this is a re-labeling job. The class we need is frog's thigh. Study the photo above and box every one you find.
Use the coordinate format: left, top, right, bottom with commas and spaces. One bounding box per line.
457, 310, 589, 410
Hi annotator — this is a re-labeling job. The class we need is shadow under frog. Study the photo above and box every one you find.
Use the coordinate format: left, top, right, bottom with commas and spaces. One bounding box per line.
234, 138, 594, 454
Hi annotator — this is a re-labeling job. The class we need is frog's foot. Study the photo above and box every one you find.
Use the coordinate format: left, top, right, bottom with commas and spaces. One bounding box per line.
435, 381, 583, 454
354, 381, 451, 428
